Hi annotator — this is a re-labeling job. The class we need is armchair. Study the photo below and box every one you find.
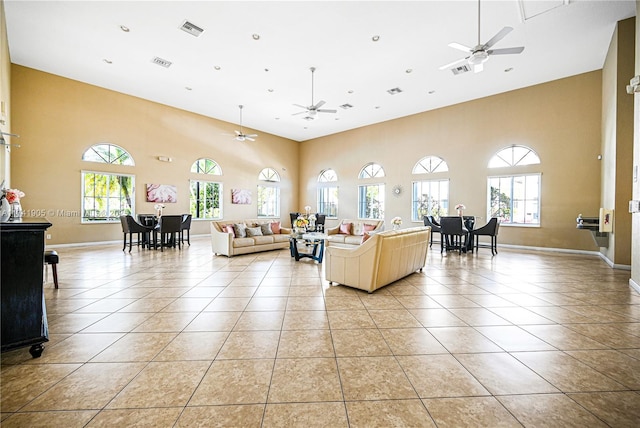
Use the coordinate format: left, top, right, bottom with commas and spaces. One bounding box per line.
473, 217, 499, 255
120, 215, 153, 252
423, 215, 441, 248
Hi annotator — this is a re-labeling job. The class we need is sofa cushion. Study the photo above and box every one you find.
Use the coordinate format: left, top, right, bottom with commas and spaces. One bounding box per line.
246, 226, 263, 237
327, 234, 347, 244
233, 223, 247, 238
273, 234, 290, 243
253, 235, 275, 245
270, 222, 282, 234
345, 235, 364, 246
339, 222, 352, 235
260, 223, 274, 235
233, 237, 254, 248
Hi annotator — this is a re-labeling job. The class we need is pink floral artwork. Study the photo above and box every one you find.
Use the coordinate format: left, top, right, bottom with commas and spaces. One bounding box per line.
232, 189, 252, 204
146, 184, 177, 203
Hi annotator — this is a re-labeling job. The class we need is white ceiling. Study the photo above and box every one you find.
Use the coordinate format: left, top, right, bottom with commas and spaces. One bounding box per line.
4, 0, 637, 142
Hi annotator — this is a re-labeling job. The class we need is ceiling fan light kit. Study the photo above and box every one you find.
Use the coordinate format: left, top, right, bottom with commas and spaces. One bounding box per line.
228, 104, 258, 142
293, 67, 337, 118
440, 0, 524, 74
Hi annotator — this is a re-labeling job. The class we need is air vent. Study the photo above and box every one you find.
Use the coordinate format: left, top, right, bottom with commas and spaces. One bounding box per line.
151, 57, 172, 68
340, 103, 353, 110
387, 87, 403, 95
451, 64, 471, 75
180, 20, 204, 37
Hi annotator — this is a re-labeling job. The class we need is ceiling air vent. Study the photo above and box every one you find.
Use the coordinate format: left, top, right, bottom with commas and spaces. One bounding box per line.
179, 20, 204, 37
151, 57, 172, 68
340, 103, 353, 110
387, 87, 403, 95
451, 64, 471, 75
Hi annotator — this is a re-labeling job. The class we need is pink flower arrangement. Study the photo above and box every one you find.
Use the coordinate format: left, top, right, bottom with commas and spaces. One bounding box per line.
4, 189, 24, 204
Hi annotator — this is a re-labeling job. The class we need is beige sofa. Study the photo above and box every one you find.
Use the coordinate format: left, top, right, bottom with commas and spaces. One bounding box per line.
210, 219, 291, 257
325, 219, 384, 248
325, 226, 431, 293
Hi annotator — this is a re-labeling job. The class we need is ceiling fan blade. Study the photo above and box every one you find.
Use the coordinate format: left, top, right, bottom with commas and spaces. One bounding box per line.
439, 57, 468, 70
246, 134, 258, 138
292, 110, 308, 116
246, 137, 255, 142
483, 26, 513, 49
448, 42, 472, 53
473, 63, 484, 73
487, 46, 524, 55
313, 100, 326, 109
293, 103, 308, 110
317, 109, 337, 114
0, 131, 20, 138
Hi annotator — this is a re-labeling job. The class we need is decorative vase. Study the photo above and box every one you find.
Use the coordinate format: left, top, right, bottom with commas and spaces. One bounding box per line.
0, 198, 10, 222
295, 227, 305, 236
9, 201, 22, 220
393, 224, 399, 231
457, 209, 463, 217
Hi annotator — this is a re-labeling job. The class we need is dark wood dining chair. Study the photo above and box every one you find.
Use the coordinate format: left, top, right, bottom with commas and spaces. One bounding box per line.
155, 215, 183, 252
120, 215, 153, 252
439, 216, 469, 254
423, 215, 441, 248
473, 217, 500, 255
290, 212, 301, 228
315, 214, 326, 232
180, 214, 192, 245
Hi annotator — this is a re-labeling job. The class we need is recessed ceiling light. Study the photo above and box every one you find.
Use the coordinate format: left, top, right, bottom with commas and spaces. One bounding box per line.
428, 90, 435, 94
214, 65, 221, 70
252, 33, 260, 40
372, 35, 380, 42
340, 103, 353, 109
103, 59, 113, 64
185, 87, 192, 91
119, 25, 130, 32
504, 67, 514, 72
264, 68, 269, 72
375, 106, 381, 109
347, 90, 354, 94
405, 69, 413, 74
267, 88, 274, 92
387, 87, 403, 95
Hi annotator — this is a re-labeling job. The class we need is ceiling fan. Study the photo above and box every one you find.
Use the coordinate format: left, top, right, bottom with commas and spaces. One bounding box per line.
227, 105, 257, 142
0, 131, 20, 148
293, 67, 337, 119
439, 0, 524, 74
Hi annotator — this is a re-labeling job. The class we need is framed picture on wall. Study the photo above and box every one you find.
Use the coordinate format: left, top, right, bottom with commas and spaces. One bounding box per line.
231, 189, 252, 204
146, 184, 177, 203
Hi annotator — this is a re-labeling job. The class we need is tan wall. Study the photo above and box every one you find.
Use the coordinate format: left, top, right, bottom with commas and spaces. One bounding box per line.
300, 72, 603, 251
633, 1, 640, 285
11, 65, 300, 245
0, 0, 11, 186
601, 17, 635, 266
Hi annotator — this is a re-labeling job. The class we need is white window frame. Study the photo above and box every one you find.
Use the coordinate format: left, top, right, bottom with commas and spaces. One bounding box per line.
190, 180, 222, 220
487, 173, 541, 226
317, 169, 338, 218
358, 183, 385, 220
81, 170, 135, 223
412, 179, 449, 221
257, 185, 280, 218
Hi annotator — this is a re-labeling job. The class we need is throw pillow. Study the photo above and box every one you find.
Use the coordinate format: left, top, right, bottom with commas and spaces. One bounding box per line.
260, 223, 273, 235
361, 231, 372, 244
224, 224, 236, 237
339, 222, 352, 235
270, 222, 281, 234
246, 226, 263, 237
233, 223, 247, 238
363, 223, 376, 232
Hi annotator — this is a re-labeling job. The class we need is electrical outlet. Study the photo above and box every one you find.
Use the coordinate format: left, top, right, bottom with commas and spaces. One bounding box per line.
46, 234, 51, 240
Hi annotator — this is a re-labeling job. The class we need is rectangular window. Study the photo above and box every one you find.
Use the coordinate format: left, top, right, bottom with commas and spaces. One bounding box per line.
488, 174, 540, 225
190, 180, 222, 219
82, 171, 134, 222
317, 186, 338, 218
358, 184, 385, 219
412, 179, 449, 221
257, 185, 280, 217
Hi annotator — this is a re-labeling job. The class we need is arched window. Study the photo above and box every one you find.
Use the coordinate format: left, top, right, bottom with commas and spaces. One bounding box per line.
191, 158, 222, 175
412, 156, 449, 174
81, 143, 135, 222
412, 156, 449, 221
488, 145, 540, 168
358, 163, 385, 219
190, 158, 223, 219
317, 169, 338, 218
359, 162, 385, 179
257, 167, 280, 217
82, 143, 134, 165
487, 145, 541, 225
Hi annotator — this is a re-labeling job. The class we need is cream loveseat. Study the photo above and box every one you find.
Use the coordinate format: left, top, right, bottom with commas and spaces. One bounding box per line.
325, 219, 384, 248
325, 226, 431, 293
210, 219, 291, 257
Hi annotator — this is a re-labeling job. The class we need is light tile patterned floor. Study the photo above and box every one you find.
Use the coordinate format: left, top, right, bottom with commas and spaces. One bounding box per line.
2, 236, 640, 427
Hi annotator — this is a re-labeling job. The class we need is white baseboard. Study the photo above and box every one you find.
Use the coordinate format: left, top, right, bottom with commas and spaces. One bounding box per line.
630, 278, 640, 294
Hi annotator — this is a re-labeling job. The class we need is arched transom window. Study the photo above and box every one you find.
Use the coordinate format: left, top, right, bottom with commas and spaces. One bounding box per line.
489, 145, 540, 168
82, 143, 134, 166
259, 167, 280, 182
412, 156, 448, 174
359, 162, 385, 179
191, 158, 222, 175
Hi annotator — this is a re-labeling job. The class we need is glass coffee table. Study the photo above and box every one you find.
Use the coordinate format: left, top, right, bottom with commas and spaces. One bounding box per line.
289, 232, 327, 263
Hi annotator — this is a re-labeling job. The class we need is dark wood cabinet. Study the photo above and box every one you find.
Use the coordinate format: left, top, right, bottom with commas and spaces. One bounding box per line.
1, 218, 52, 357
